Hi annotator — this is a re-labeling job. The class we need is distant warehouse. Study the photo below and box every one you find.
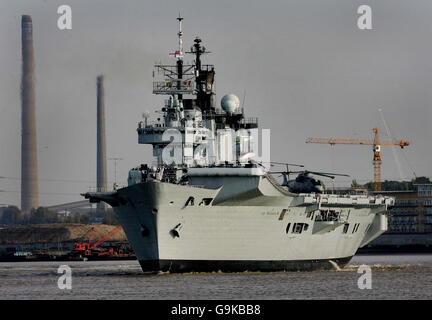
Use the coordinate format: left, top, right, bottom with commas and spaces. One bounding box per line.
364, 184, 432, 251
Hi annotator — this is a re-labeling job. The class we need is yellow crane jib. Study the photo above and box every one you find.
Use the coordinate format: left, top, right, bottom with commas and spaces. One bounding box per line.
305, 128, 410, 191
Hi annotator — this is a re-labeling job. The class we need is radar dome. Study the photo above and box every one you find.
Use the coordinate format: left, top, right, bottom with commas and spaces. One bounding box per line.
221, 94, 240, 115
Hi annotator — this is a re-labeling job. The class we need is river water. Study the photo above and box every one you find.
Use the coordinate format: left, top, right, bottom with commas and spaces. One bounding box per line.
0, 254, 430, 300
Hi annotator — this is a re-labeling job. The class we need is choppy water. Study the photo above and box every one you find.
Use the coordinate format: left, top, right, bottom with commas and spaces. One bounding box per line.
0, 254, 431, 299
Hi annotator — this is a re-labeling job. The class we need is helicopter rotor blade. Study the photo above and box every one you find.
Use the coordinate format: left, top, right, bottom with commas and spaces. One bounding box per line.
268, 171, 296, 175
311, 173, 336, 179
306, 171, 350, 177
305, 171, 350, 179
267, 162, 304, 167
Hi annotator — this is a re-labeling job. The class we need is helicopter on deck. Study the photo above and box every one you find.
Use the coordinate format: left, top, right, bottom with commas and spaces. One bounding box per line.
269, 164, 350, 194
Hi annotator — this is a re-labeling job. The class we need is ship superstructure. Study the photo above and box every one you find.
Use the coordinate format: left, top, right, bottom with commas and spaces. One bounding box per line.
84, 17, 394, 273
137, 16, 259, 176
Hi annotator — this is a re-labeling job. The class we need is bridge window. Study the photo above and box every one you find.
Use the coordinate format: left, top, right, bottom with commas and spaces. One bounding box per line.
364, 223, 371, 234
292, 223, 308, 234
279, 209, 287, 221
343, 224, 349, 234
315, 210, 340, 222
352, 223, 360, 233
199, 198, 213, 206
185, 196, 195, 206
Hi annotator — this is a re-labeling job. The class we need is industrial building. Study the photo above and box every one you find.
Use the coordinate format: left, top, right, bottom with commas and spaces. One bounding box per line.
375, 184, 432, 233
362, 183, 432, 251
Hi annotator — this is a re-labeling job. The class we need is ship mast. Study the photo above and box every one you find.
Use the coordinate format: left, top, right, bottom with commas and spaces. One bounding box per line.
176, 14, 183, 100
188, 37, 214, 113
177, 14, 183, 58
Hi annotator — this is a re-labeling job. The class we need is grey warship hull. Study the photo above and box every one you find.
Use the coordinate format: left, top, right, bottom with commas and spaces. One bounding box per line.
137, 256, 354, 273
87, 170, 392, 273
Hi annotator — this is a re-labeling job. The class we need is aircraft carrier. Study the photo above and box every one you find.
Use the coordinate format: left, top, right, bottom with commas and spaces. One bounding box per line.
83, 17, 394, 273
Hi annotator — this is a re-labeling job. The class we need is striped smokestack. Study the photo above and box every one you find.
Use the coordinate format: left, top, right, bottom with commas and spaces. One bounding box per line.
96, 75, 107, 212
21, 15, 38, 213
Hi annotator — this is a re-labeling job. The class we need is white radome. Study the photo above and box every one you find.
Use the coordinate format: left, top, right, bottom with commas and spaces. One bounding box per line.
221, 94, 240, 115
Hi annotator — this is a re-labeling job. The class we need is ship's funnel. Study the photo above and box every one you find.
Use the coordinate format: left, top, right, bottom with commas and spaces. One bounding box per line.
21, 15, 39, 213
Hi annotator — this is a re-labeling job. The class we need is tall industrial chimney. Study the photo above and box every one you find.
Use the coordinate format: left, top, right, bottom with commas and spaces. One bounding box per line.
96, 75, 107, 212
21, 15, 38, 213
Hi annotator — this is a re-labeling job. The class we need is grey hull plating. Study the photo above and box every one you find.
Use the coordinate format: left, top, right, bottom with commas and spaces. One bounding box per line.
139, 256, 353, 273
82, 174, 392, 274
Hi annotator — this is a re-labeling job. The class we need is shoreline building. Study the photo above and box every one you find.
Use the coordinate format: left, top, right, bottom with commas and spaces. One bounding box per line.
366, 184, 432, 250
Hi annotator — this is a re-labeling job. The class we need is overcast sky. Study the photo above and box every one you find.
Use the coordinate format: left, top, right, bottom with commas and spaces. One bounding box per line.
0, 0, 431, 207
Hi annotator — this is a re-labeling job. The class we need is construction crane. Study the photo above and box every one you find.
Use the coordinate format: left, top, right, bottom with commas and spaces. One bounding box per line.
89, 225, 123, 250
306, 128, 409, 191
73, 225, 123, 255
